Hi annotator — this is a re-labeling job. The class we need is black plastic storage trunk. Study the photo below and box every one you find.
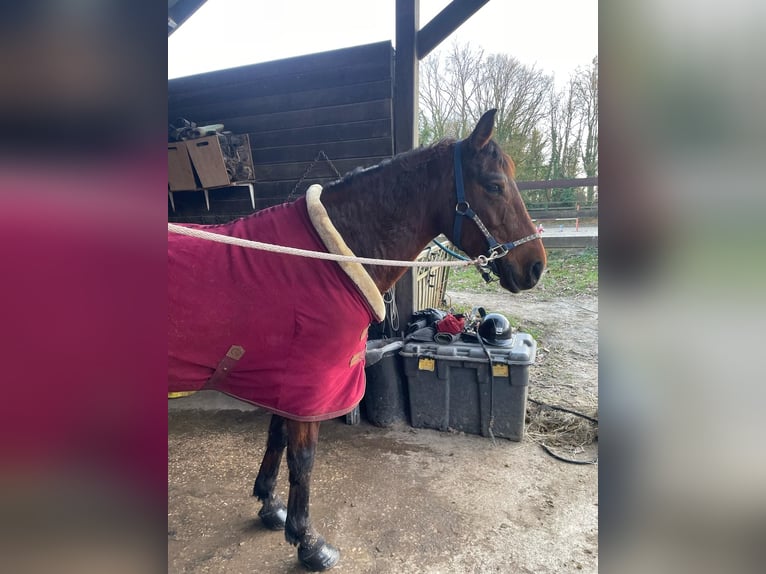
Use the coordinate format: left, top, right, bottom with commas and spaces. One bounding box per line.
400, 334, 537, 441
363, 339, 408, 427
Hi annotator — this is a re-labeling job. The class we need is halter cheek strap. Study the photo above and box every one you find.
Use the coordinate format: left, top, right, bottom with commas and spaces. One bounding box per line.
452, 140, 540, 262
452, 141, 469, 252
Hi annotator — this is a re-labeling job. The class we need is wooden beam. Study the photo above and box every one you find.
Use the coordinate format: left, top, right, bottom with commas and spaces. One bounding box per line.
417, 0, 491, 59
168, 0, 209, 36
393, 0, 420, 331
394, 0, 419, 154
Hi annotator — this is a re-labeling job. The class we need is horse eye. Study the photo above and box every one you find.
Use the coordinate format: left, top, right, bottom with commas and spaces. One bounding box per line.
485, 183, 503, 194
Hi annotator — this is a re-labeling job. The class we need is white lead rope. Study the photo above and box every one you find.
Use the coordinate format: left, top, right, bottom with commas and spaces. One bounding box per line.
168, 223, 483, 268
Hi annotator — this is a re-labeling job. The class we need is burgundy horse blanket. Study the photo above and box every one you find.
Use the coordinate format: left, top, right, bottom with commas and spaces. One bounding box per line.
168, 185, 385, 421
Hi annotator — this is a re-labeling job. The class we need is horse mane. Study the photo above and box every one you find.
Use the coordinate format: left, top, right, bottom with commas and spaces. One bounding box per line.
323, 138, 457, 192
323, 135, 517, 194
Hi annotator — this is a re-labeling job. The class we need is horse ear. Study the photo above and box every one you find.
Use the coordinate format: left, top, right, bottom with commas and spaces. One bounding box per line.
469, 109, 497, 151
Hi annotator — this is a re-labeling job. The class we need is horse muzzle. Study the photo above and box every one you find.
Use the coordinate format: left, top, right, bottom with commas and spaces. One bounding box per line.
491, 257, 544, 292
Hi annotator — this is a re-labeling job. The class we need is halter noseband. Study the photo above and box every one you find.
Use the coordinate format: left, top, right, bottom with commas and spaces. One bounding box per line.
452, 140, 540, 269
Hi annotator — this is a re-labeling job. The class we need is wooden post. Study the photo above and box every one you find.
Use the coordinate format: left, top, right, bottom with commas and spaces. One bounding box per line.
392, 0, 420, 331
394, 0, 419, 155
390, 0, 493, 332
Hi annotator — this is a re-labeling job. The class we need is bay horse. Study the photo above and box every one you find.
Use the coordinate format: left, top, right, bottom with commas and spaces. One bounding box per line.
168, 109, 546, 570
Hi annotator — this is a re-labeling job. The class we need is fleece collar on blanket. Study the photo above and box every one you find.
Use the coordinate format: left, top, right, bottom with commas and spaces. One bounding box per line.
306, 184, 385, 323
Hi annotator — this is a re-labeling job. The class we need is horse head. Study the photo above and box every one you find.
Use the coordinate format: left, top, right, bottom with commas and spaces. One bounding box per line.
448, 109, 547, 293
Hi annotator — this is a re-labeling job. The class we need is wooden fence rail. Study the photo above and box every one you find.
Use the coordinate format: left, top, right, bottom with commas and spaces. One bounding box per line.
516, 176, 598, 190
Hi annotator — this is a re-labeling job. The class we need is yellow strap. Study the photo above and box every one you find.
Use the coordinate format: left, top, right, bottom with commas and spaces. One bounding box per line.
168, 391, 197, 399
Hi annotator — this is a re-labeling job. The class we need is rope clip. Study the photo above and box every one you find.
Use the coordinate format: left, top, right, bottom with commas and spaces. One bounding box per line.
474, 255, 496, 283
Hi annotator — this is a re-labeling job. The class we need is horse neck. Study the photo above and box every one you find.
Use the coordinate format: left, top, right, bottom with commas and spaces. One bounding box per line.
319, 146, 454, 293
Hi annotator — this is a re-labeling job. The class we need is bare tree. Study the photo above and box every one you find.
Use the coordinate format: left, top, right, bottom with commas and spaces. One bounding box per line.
573, 56, 598, 203
445, 41, 484, 138
417, 42, 598, 207
476, 55, 550, 141
473, 54, 552, 179
419, 51, 456, 141
545, 73, 591, 206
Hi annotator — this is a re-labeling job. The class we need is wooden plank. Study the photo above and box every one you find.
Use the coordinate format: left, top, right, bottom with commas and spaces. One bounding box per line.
250, 137, 393, 164
167, 191, 208, 214
169, 60, 392, 108
169, 41, 393, 94
415, 245, 451, 310
416, 0, 491, 59
528, 207, 598, 219
169, 196, 255, 218
541, 235, 599, 249
255, 157, 388, 182
167, 140, 392, 203
205, 198, 257, 214
168, 186, 253, 208
516, 176, 599, 190
247, 118, 391, 150
169, 79, 392, 125
193, 186, 252, 201
251, 178, 337, 200
224, 100, 392, 135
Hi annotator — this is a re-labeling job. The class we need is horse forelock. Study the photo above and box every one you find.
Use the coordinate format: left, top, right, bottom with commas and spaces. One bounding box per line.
477, 139, 516, 180
503, 150, 517, 180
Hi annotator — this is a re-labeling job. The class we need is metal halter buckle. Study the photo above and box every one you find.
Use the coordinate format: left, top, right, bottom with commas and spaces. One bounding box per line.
487, 244, 509, 260
455, 201, 471, 215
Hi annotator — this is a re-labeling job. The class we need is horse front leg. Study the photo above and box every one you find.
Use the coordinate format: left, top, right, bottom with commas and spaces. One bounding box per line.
253, 414, 288, 530
285, 419, 340, 571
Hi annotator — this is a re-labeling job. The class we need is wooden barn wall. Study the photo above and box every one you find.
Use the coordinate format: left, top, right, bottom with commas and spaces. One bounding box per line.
168, 41, 394, 223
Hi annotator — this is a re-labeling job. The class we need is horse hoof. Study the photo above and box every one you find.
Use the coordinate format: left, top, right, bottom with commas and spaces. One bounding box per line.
298, 539, 340, 571
258, 504, 287, 531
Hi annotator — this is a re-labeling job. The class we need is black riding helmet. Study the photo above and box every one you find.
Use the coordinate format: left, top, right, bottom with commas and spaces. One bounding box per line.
478, 312, 513, 347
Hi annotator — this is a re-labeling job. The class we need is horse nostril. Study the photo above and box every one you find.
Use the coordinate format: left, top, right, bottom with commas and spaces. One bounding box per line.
529, 260, 544, 284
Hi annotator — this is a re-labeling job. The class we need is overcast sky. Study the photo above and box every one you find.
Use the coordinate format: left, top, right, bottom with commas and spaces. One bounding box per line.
169, 0, 597, 85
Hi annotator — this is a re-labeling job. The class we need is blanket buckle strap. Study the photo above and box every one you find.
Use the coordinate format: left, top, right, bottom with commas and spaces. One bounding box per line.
206, 345, 246, 388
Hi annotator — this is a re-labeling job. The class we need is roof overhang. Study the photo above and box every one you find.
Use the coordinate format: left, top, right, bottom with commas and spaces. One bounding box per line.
168, 0, 208, 36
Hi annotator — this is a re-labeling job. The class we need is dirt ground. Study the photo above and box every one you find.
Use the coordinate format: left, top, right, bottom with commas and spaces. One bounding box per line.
168, 289, 598, 573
